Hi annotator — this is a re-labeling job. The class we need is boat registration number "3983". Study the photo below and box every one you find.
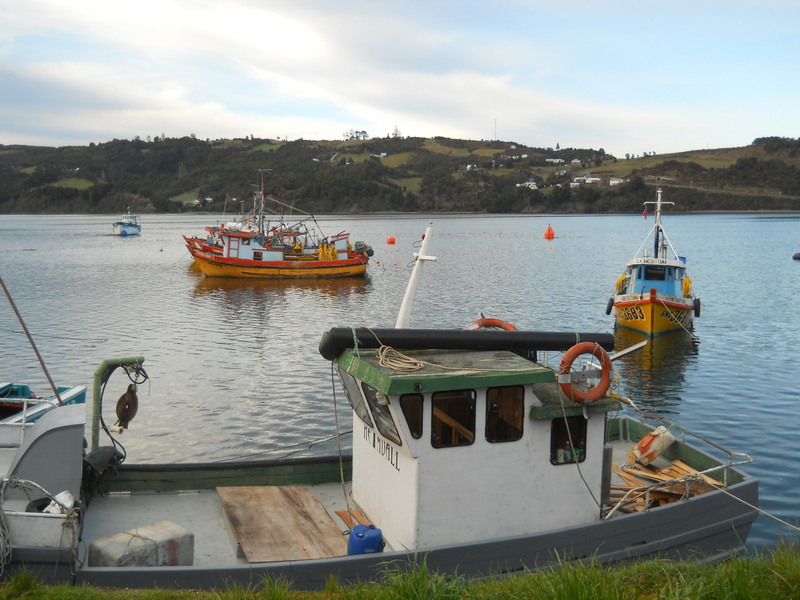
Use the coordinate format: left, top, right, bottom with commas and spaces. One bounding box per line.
618, 306, 645, 320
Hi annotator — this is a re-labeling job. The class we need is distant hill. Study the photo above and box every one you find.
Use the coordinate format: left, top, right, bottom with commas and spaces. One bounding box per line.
1, 135, 798, 214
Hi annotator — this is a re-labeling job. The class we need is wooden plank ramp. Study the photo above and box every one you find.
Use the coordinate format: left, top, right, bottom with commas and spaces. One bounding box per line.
335, 508, 372, 530
217, 486, 347, 562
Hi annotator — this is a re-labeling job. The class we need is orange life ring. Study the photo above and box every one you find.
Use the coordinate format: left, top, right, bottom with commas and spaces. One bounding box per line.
469, 317, 518, 331
558, 342, 612, 405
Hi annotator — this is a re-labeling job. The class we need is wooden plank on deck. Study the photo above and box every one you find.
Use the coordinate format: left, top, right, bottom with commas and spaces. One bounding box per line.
217, 485, 347, 562
335, 509, 372, 529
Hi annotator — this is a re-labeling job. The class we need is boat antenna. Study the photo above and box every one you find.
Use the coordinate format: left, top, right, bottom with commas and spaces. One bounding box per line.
644, 187, 673, 259
256, 169, 273, 235
396, 222, 437, 328
263, 193, 330, 240
0, 276, 63, 405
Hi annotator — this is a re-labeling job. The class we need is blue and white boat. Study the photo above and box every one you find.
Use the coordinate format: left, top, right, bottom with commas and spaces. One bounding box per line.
607, 188, 700, 336
0, 382, 86, 425
112, 210, 141, 237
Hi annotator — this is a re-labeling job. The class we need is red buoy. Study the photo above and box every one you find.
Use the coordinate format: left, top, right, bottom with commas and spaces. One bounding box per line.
544, 225, 554, 240
386, 236, 396, 245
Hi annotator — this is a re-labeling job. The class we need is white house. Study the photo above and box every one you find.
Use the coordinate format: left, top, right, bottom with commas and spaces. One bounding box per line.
515, 181, 539, 190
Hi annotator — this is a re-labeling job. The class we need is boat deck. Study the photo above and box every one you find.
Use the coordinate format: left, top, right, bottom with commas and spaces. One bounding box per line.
80, 481, 381, 566
78, 435, 740, 568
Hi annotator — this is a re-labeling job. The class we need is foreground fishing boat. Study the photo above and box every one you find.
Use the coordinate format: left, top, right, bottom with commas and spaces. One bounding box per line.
0, 336, 758, 590
0, 232, 756, 590
184, 179, 373, 279
112, 209, 141, 237
606, 188, 700, 336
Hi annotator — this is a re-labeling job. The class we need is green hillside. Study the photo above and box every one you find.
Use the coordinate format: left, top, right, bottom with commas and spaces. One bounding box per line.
1, 135, 798, 214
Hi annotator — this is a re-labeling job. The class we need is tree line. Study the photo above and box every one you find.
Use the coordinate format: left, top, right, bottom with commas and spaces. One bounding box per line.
0, 135, 798, 214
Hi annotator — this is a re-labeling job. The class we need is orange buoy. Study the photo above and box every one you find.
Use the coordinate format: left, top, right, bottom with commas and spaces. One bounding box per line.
544, 225, 554, 240
386, 236, 396, 245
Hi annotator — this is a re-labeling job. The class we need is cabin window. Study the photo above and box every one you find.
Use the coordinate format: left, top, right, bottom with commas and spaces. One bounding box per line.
431, 390, 475, 448
550, 416, 587, 465
253, 251, 263, 261
361, 383, 402, 445
242, 238, 251, 246
486, 386, 524, 443
400, 394, 424, 439
336, 369, 373, 428
643, 265, 666, 281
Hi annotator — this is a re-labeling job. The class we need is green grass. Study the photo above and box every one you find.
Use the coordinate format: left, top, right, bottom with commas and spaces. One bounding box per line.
388, 177, 422, 193
251, 143, 284, 153
594, 144, 800, 180
422, 140, 471, 157
471, 147, 506, 158
170, 191, 199, 204
339, 153, 372, 164
380, 152, 413, 168
4, 545, 800, 600
51, 177, 94, 190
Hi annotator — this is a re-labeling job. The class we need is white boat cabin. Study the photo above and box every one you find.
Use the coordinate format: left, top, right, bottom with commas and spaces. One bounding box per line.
334, 346, 621, 551
204, 226, 351, 262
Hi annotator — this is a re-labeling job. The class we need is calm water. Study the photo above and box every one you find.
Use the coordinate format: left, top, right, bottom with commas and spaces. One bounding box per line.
1, 211, 799, 549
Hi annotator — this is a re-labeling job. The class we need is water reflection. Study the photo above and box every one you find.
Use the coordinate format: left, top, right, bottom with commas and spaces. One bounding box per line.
190, 272, 369, 299
613, 328, 700, 413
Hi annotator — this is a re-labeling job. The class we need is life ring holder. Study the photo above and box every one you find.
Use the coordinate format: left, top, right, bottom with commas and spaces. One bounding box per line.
468, 317, 518, 331
558, 342, 612, 405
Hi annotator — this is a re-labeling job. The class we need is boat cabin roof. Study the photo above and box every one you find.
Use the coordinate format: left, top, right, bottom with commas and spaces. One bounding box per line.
335, 348, 621, 419
336, 348, 554, 395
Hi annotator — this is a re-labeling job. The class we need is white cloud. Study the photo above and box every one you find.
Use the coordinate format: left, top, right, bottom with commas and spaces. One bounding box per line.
0, 0, 797, 155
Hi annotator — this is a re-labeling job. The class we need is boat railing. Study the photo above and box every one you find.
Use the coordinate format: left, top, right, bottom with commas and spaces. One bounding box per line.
0, 395, 61, 429
0, 396, 61, 411
604, 411, 753, 519
0, 397, 56, 448
603, 461, 746, 520
627, 411, 753, 467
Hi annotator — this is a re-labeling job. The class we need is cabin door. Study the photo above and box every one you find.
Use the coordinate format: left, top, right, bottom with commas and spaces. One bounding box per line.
227, 237, 240, 258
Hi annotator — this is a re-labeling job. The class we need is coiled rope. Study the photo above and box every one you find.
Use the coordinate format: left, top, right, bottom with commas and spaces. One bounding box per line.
357, 327, 533, 374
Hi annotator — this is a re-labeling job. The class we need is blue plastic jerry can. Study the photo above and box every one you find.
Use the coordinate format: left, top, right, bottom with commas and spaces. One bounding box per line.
347, 524, 384, 555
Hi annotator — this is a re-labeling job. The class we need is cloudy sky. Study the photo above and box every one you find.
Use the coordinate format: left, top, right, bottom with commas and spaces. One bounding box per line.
1, 0, 797, 157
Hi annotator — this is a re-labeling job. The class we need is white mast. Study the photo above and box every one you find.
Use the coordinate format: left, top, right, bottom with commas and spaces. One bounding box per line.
644, 187, 674, 259
395, 222, 437, 328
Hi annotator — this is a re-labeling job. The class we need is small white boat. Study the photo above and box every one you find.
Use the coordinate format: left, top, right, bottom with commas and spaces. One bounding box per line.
112, 210, 141, 237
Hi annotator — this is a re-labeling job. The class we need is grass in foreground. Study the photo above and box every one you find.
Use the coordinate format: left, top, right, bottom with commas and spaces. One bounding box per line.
3, 545, 800, 600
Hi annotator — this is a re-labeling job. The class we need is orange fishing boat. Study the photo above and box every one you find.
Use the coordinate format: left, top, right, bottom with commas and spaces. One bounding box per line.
184, 176, 373, 279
